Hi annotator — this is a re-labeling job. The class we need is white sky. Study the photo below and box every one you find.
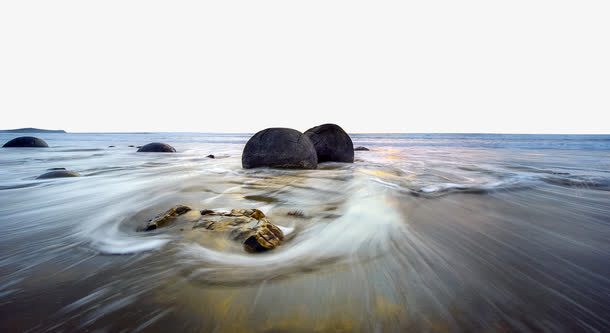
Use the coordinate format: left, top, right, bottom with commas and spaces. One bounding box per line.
1, 1, 608, 134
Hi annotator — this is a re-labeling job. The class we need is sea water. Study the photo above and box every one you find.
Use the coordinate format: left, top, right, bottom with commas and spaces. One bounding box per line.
0, 132, 609, 331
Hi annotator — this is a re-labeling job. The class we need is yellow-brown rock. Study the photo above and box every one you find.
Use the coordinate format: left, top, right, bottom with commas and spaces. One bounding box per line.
193, 208, 284, 252
141, 205, 191, 231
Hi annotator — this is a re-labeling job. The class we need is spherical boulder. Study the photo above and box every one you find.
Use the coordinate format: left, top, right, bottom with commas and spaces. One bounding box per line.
242, 128, 317, 169
137, 142, 176, 153
3, 136, 49, 148
304, 124, 354, 163
36, 170, 80, 179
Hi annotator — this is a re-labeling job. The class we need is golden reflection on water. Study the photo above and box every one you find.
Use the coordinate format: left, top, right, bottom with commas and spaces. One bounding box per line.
377, 147, 404, 161
153, 273, 410, 332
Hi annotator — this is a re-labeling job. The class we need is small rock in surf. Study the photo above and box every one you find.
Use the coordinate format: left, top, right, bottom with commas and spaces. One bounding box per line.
36, 170, 80, 179
140, 205, 192, 231
137, 142, 176, 153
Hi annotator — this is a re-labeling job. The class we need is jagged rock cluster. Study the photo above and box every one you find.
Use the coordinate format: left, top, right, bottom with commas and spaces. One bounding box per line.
139, 205, 284, 253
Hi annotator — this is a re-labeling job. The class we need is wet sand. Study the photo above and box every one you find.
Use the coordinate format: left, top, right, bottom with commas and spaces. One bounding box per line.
0, 133, 609, 332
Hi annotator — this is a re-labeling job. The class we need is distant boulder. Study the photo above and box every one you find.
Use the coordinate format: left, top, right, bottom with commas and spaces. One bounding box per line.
304, 124, 354, 163
354, 146, 369, 151
2, 136, 49, 148
37, 170, 80, 179
242, 128, 317, 169
206, 154, 215, 159
137, 142, 176, 153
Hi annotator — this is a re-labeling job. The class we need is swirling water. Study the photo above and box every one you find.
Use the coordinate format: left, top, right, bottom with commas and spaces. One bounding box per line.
0, 132, 609, 332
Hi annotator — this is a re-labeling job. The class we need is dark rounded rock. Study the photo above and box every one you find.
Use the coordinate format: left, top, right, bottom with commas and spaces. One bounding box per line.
354, 146, 369, 151
108, 145, 115, 148
37, 170, 80, 179
137, 142, 176, 153
304, 124, 354, 163
206, 154, 215, 159
3, 136, 49, 148
242, 128, 317, 169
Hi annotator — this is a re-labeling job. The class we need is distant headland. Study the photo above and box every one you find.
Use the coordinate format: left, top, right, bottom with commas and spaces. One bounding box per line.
0, 128, 66, 133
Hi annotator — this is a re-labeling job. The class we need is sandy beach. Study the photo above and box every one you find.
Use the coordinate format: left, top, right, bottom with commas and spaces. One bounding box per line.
0, 132, 608, 332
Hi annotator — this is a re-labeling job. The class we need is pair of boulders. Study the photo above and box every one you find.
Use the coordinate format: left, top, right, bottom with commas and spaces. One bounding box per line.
2, 136, 49, 148
242, 123, 354, 169
139, 205, 284, 252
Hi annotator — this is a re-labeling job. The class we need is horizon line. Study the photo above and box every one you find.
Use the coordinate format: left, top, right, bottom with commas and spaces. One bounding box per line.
2, 129, 609, 136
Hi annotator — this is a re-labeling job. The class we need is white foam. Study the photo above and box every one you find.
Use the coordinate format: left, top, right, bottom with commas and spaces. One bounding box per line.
178, 178, 408, 281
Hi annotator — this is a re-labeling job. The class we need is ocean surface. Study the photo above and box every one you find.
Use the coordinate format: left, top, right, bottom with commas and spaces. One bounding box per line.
0, 132, 609, 332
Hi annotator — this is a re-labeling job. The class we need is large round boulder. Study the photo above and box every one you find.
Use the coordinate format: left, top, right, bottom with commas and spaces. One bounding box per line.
242, 128, 317, 169
304, 124, 354, 163
137, 142, 176, 153
3, 136, 49, 148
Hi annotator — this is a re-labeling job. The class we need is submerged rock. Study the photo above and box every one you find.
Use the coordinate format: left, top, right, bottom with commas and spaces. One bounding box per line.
242, 128, 317, 169
137, 142, 176, 153
354, 146, 369, 151
287, 210, 305, 218
3, 136, 49, 148
194, 208, 284, 252
37, 170, 80, 179
304, 124, 354, 163
141, 205, 191, 231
